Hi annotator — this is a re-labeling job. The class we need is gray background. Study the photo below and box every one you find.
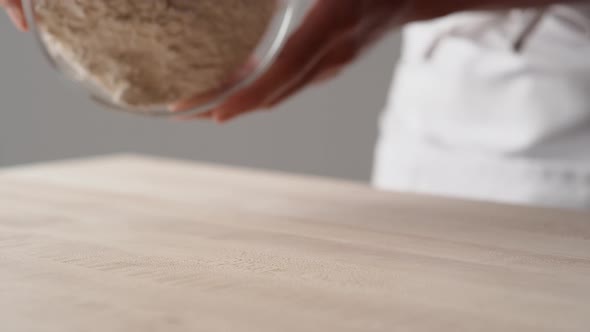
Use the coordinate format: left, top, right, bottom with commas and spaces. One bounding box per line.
0, 16, 401, 182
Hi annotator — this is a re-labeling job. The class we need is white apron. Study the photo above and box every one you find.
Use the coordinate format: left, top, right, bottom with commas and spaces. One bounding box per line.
374, 4, 590, 209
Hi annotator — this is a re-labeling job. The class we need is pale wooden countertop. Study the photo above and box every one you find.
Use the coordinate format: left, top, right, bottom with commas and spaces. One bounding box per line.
0, 155, 588, 332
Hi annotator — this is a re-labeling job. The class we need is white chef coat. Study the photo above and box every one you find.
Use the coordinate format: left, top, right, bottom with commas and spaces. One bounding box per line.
374, 4, 590, 209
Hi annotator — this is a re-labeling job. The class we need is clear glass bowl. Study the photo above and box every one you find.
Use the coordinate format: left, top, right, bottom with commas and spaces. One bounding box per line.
24, 0, 298, 117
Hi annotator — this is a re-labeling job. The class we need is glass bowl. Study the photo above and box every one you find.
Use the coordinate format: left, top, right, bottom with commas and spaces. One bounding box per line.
24, 0, 297, 117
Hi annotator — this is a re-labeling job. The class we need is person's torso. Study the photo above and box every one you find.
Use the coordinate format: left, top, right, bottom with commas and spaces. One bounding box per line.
375, 4, 590, 209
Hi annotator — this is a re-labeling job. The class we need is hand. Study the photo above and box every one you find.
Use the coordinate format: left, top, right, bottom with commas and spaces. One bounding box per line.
1, 0, 27, 31
172, 0, 410, 122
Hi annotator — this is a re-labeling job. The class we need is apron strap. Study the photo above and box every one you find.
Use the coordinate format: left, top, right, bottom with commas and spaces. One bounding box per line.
423, 8, 550, 60
513, 7, 549, 52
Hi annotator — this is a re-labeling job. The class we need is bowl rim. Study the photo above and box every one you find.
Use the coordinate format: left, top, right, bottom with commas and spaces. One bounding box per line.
24, 0, 298, 117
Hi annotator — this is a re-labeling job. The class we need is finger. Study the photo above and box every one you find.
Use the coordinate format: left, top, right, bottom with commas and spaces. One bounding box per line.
211, 0, 361, 122
264, 12, 399, 110
263, 34, 360, 109
312, 66, 343, 83
1, 0, 28, 31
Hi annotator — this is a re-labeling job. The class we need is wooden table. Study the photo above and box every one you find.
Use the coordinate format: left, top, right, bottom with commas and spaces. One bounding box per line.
0, 155, 589, 332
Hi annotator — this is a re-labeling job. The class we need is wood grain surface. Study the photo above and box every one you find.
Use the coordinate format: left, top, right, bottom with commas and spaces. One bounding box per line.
0, 155, 589, 332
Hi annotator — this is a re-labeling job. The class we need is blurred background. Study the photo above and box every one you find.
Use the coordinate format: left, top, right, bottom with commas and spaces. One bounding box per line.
0, 17, 401, 182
